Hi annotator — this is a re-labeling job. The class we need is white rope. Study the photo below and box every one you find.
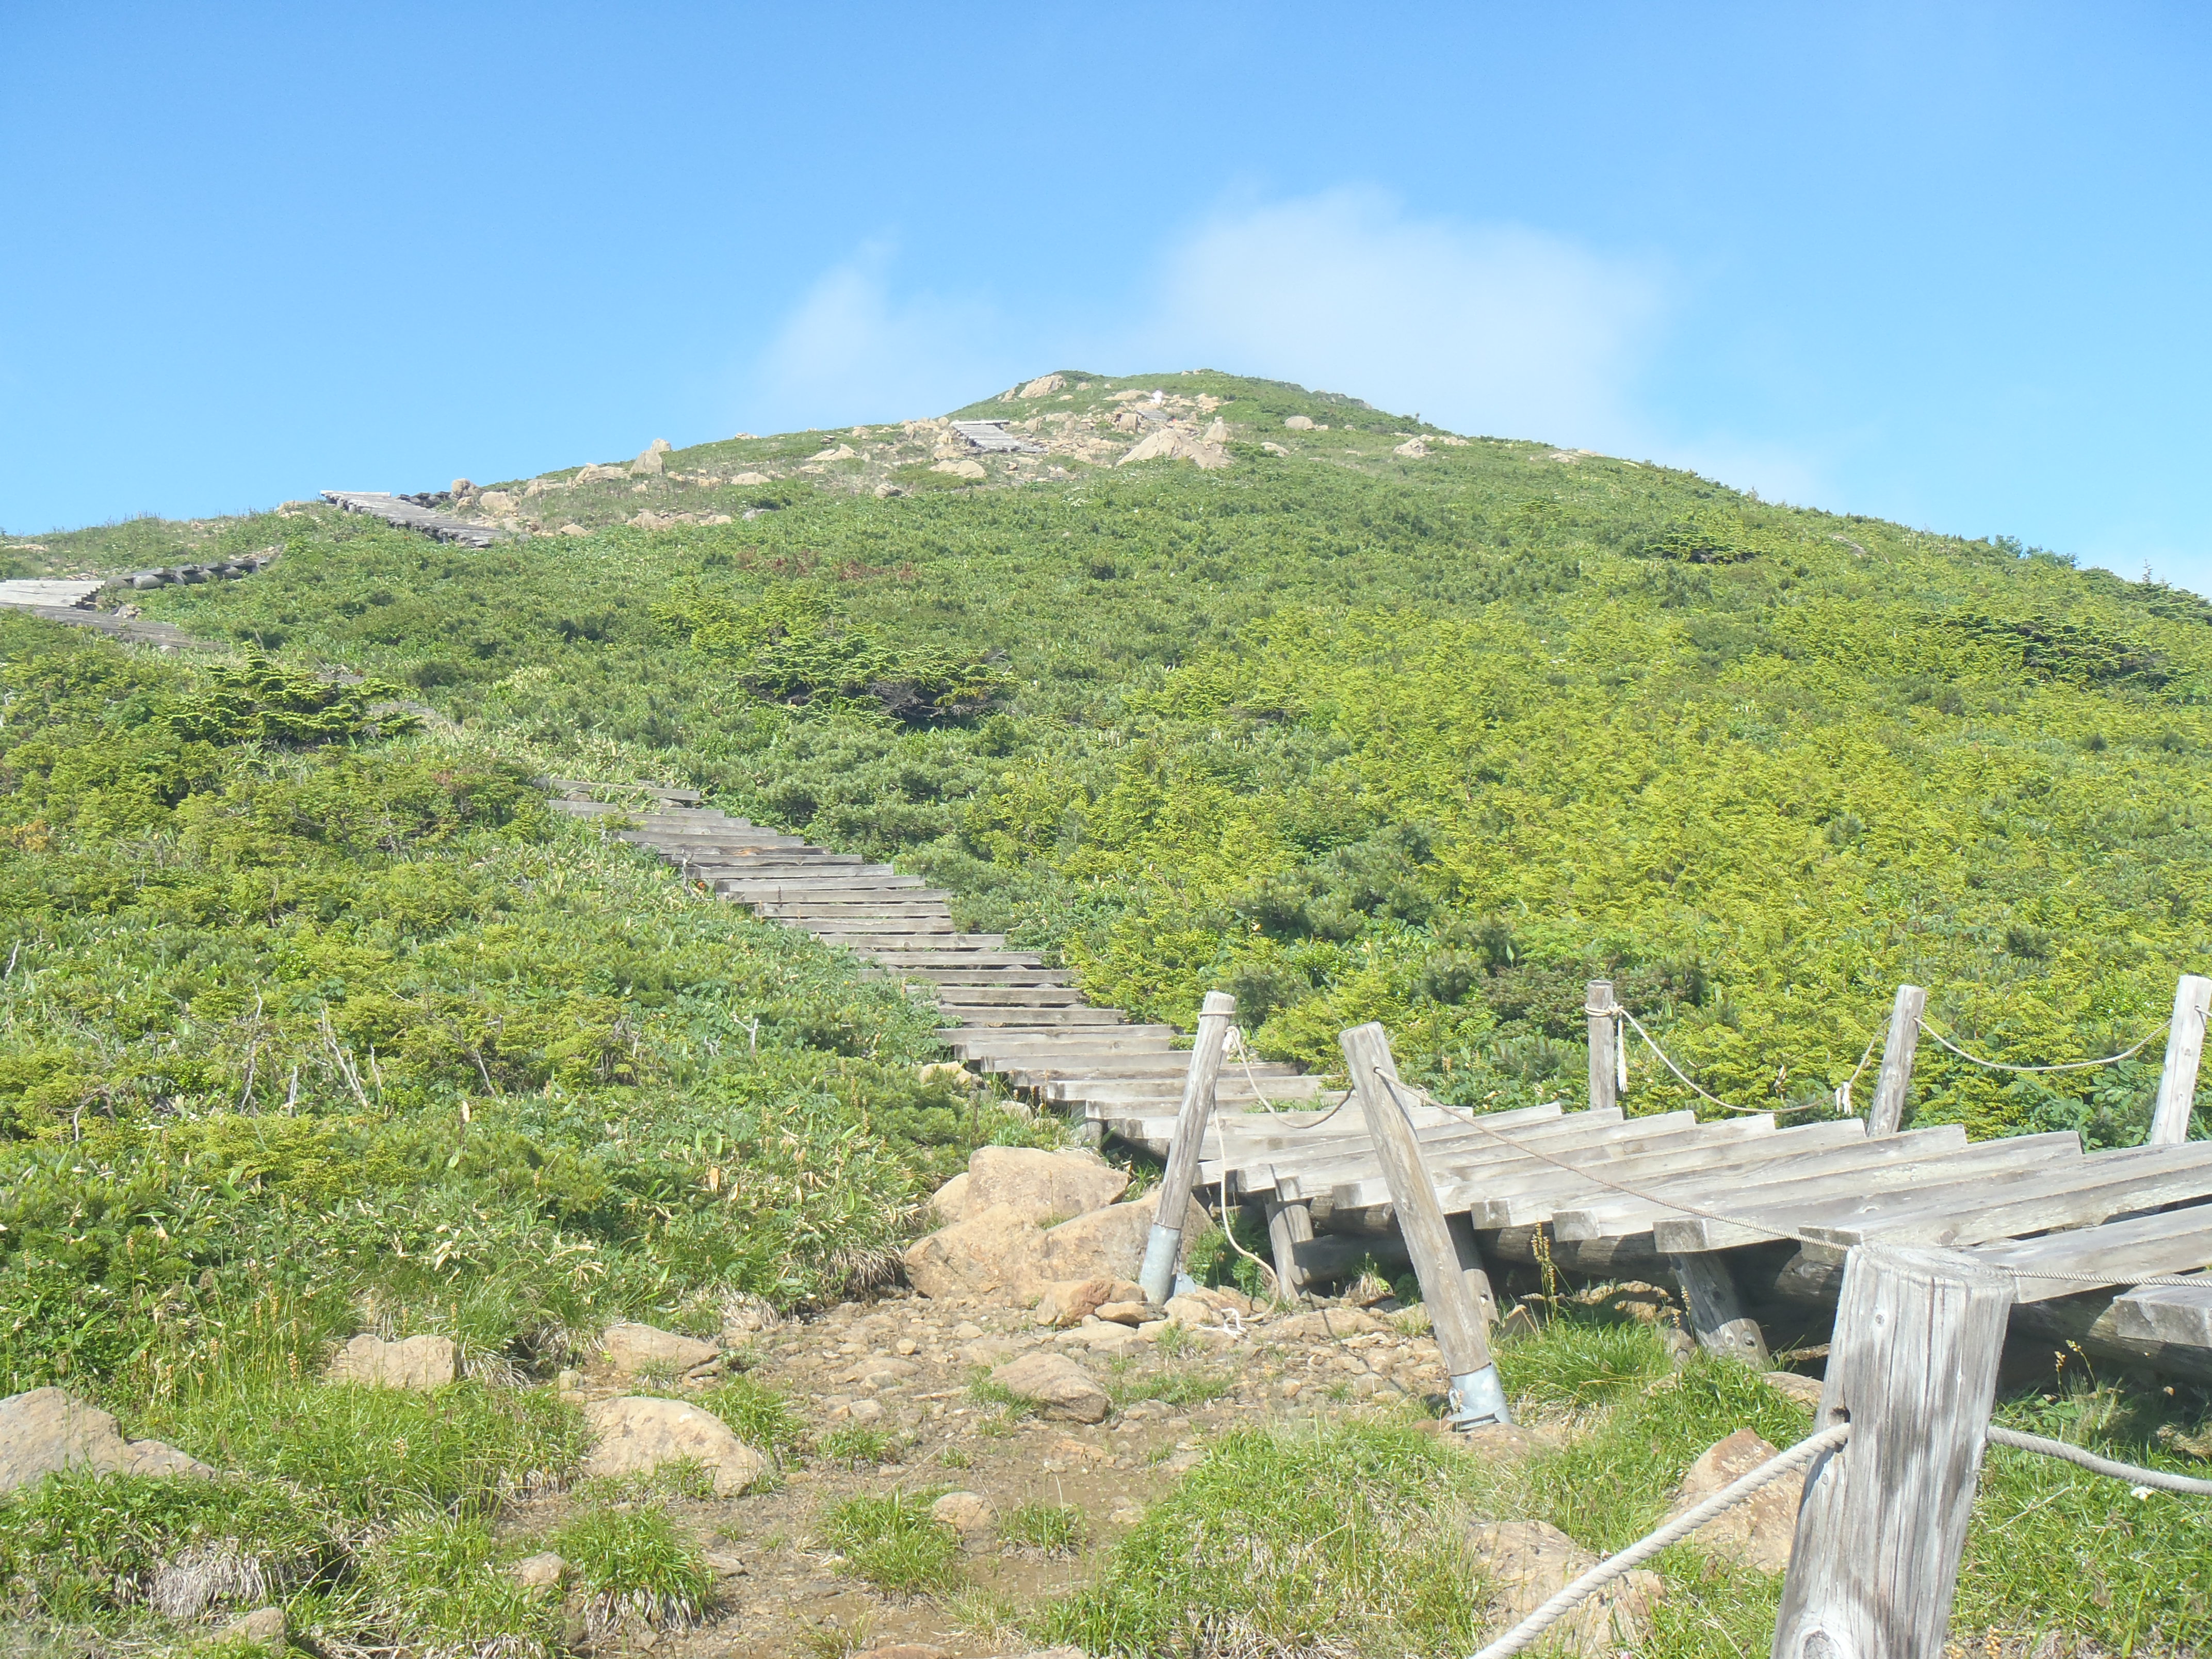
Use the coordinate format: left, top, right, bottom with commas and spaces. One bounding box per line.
1917, 1017, 2167, 1075
1468, 1423, 1851, 1659
1834, 1025, 1881, 1115
1224, 1024, 1356, 1127
1606, 1003, 1815, 1115
1986, 1425, 2212, 1495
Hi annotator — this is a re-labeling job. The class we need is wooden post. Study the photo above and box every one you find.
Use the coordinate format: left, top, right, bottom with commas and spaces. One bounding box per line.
1264, 1196, 1313, 1304
1445, 1211, 1501, 1326
1586, 981, 1618, 1113
1340, 1021, 1511, 1426
1138, 990, 1237, 1305
1668, 1249, 1769, 1365
1771, 1243, 2015, 1659
2150, 973, 2211, 1146
1865, 984, 1926, 1137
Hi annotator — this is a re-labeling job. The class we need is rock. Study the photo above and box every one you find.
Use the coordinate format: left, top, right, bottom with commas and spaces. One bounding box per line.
451, 478, 474, 494
930, 1490, 998, 1533
1763, 1371, 1826, 1406
1202, 418, 1229, 443
125, 1439, 217, 1479
1444, 1422, 1543, 1462
326, 1332, 459, 1390
1034, 1277, 1143, 1328
1282, 415, 1315, 430
514, 1551, 568, 1590
581, 1396, 768, 1496
1265, 1307, 1381, 1342
1470, 1520, 1660, 1657
702, 1550, 747, 1579
629, 447, 665, 477
1094, 1300, 1148, 1327
931, 458, 987, 480
573, 462, 629, 484
478, 489, 518, 513
732, 470, 771, 485
1036, 1190, 1206, 1286
1393, 437, 1429, 458
987, 1351, 1110, 1424
814, 444, 858, 462
603, 1322, 720, 1376
904, 1202, 1047, 1300
559, 523, 589, 536
928, 1170, 972, 1225
223, 1606, 287, 1649
0, 1389, 216, 1494
1116, 427, 1229, 470
969, 1147, 1128, 1224
840, 1355, 919, 1388
958, 1336, 1021, 1368
1261, 441, 1289, 456
1664, 1429, 1802, 1572
871, 1647, 950, 1659
1019, 374, 1067, 398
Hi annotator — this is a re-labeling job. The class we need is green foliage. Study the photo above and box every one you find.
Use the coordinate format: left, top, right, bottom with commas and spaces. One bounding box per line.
0, 1471, 346, 1625
651, 585, 1011, 723
356, 1510, 562, 1655
999, 1501, 1083, 1556
551, 1504, 712, 1631
697, 1373, 807, 1467
818, 1489, 961, 1595
160, 653, 420, 745
815, 1423, 902, 1467
1039, 1420, 1481, 1656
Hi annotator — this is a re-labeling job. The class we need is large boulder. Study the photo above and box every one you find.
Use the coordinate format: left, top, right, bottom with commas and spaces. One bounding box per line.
601, 1322, 720, 1377
325, 1333, 458, 1390
1116, 427, 1229, 470
987, 1352, 1110, 1424
904, 1202, 1048, 1300
1035, 1190, 1207, 1285
1033, 1277, 1145, 1329
928, 1170, 972, 1225
967, 1147, 1128, 1224
1663, 1429, 1803, 1573
1469, 1520, 1660, 1657
581, 1396, 767, 1497
0, 1388, 214, 1493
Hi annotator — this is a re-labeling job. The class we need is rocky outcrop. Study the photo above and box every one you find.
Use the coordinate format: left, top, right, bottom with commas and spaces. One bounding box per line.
601, 1322, 721, 1377
0, 1388, 215, 1493
967, 1146, 1128, 1224
325, 1333, 459, 1390
581, 1396, 767, 1496
1116, 427, 1229, 470
1663, 1428, 1803, 1572
987, 1352, 1110, 1423
1470, 1520, 1661, 1657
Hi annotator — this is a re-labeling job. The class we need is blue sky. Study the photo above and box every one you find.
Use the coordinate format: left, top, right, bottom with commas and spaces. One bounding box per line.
5, 4, 2210, 589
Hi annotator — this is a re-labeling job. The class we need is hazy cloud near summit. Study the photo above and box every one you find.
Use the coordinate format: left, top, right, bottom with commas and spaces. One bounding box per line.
752, 189, 1672, 457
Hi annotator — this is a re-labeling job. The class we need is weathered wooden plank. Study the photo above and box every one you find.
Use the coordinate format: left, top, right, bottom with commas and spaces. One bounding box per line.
1552, 1126, 1974, 1244
1451, 1119, 1856, 1226
1971, 1200, 2212, 1301
1866, 983, 1926, 1137
2151, 973, 2212, 1146
1649, 1132, 2086, 1251
2112, 1273, 2212, 1347
1341, 1021, 1509, 1425
1792, 1143, 2212, 1250
1303, 1112, 1707, 1211
1137, 991, 1236, 1304
1265, 1196, 1315, 1302
1771, 1244, 2014, 1659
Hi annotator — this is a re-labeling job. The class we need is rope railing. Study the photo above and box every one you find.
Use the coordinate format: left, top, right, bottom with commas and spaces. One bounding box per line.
1469, 1424, 1853, 1659
1467, 1421, 2209, 1659
1917, 1016, 2168, 1075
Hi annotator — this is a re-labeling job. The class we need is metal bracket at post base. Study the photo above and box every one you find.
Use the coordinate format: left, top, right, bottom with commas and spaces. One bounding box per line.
1445, 1365, 1512, 1429
1137, 1223, 1182, 1307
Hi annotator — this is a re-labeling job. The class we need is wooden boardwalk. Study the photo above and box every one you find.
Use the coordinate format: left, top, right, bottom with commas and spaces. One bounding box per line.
320, 491, 499, 547
561, 794, 2212, 1379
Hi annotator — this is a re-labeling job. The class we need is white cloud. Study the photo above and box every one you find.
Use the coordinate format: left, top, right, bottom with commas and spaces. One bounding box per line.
750, 246, 1027, 430
1121, 189, 1664, 448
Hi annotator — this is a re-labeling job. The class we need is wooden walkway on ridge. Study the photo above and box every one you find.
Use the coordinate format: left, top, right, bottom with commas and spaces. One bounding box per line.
556, 795, 2212, 1377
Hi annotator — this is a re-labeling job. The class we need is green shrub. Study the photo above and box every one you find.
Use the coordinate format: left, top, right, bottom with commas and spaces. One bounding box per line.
551, 1505, 711, 1633
818, 1489, 959, 1596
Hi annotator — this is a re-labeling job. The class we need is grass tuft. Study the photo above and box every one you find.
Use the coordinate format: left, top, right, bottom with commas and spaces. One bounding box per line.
819, 1489, 962, 1597
998, 1501, 1083, 1557
551, 1505, 712, 1634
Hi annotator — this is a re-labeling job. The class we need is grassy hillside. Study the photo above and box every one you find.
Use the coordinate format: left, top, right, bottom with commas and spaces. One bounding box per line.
64, 367, 2212, 1147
